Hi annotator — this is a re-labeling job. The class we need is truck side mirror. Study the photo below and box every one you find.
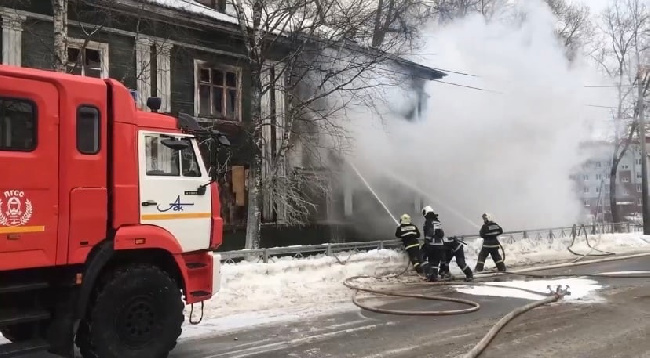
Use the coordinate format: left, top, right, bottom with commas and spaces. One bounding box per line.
147, 97, 162, 112
210, 129, 231, 147
161, 138, 190, 151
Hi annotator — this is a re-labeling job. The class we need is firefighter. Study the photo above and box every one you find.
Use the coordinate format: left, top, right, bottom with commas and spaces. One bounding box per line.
440, 235, 474, 282
421, 206, 448, 282
475, 213, 507, 272
394, 214, 426, 275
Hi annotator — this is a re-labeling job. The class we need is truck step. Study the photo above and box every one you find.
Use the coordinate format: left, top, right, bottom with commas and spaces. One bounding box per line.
0, 282, 49, 295
0, 310, 50, 328
190, 291, 210, 298
186, 262, 208, 269
0, 339, 49, 357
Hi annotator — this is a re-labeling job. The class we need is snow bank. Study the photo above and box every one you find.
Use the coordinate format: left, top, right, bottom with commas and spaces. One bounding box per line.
188, 232, 649, 335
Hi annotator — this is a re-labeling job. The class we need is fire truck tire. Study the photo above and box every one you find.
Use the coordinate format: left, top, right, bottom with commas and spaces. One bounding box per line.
75, 264, 184, 358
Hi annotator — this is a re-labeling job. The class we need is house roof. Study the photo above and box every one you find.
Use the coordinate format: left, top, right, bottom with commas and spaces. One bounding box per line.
137, 0, 445, 80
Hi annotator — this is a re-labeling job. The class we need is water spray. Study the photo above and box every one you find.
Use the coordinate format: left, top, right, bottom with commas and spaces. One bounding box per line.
347, 161, 399, 225
370, 167, 480, 229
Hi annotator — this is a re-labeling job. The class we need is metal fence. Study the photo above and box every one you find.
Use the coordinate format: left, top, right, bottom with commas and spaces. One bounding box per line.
217, 222, 643, 264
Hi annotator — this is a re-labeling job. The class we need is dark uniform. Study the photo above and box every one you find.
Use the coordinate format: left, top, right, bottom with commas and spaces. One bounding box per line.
421, 207, 448, 281
475, 214, 506, 272
440, 236, 474, 281
394, 218, 425, 274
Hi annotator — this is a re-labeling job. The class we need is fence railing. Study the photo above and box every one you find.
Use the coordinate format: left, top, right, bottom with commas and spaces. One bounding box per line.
217, 222, 643, 264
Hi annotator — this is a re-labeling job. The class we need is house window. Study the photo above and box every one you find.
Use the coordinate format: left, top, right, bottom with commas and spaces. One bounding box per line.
621, 165, 630, 170
638, 184, 643, 192
218, 165, 248, 226
596, 174, 602, 180
596, 162, 601, 167
583, 175, 588, 180
195, 62, 240, 121
623, 177, 630, 183
66, 39, 109, 78
638, 198, 643, 205
638, 172, 642, 178
637, 159, 642, 165
0, 98, 36, 152
583, 187, 589, 193
596, 187, 600, 193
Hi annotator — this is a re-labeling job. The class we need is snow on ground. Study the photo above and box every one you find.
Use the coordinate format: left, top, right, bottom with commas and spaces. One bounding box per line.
454, 277, 605, 303
179, 232, 650, 340
2, 233, 646, 344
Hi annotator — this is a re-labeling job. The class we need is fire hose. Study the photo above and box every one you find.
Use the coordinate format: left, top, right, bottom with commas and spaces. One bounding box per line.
343, 258, 650, 358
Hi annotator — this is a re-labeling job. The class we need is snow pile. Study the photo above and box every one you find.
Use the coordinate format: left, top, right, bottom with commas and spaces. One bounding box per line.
455, 277, 604, 303
199, 249, 407, 319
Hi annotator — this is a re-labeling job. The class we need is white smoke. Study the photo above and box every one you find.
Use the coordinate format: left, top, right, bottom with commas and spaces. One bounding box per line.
338, 0, 612, 234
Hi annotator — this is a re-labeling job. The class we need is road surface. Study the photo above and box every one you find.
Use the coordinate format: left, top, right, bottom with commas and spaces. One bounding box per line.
171, 255, 650, 358
18, 254, 650, 358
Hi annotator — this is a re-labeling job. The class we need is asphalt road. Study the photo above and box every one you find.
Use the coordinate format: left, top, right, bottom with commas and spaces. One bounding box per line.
171, 254, 650, 358
15, 254, 650, 358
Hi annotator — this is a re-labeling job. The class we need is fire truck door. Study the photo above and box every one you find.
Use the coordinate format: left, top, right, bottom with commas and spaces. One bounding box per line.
0, 76, 59, 270
138, 131, 212, 252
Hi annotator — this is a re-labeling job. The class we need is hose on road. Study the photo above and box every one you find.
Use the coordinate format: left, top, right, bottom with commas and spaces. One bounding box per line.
344, 256, 650, 358
461, 292, 566, 358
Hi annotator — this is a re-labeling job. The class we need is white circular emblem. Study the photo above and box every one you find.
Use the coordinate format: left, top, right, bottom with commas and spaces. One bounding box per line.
0, 190, 33, 227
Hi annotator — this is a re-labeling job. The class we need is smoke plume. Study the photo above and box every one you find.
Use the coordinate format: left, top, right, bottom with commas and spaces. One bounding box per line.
340, 0, 610, 235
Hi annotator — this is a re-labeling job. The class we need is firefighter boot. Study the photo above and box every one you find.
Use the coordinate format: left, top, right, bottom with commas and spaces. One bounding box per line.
496, 261, 507, 272
462, 266, 474, 282
414, 263, 423, 275
420, 262, 432, 278
427, 267, 439, 282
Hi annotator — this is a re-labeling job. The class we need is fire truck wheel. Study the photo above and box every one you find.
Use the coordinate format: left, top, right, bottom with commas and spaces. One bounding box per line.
76, 264, 184, 358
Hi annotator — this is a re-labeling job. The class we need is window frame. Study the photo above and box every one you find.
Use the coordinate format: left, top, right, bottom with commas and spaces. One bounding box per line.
193, 59, 242, 122
76, 105, 101, 155
0, 96, 38, 152
180, 137, 202, 178
143, 133, 207, 178
66, 38, 110, 79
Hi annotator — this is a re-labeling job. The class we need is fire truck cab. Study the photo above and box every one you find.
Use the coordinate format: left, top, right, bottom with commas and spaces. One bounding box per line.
0, 64, 224, 357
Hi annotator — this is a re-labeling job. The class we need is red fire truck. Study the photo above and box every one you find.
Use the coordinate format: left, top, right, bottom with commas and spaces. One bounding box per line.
0, 64, 226, 357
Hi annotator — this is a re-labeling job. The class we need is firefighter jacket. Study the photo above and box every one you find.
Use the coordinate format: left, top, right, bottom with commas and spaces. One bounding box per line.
395, 224, 421, 246
480, 221, 504, 247
423, 218, 445, 246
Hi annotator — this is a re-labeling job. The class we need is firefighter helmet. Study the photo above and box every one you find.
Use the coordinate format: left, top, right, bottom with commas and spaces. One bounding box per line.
400, 214, 411, 225
422, 206, 435, 217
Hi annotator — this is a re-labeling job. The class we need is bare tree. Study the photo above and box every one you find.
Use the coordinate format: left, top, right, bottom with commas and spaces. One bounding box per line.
543, 0, 593, 61
592, 0, 650, 224
229, 0, 427, 249
51, 0, 68, 72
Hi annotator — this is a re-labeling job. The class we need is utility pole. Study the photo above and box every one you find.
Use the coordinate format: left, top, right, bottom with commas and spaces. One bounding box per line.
636, 64, 650, 234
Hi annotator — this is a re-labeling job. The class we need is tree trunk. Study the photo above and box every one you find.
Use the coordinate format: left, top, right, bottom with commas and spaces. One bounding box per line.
609, 157, 620, 225
244, 66, 264, 250
51, 0, 68, 72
